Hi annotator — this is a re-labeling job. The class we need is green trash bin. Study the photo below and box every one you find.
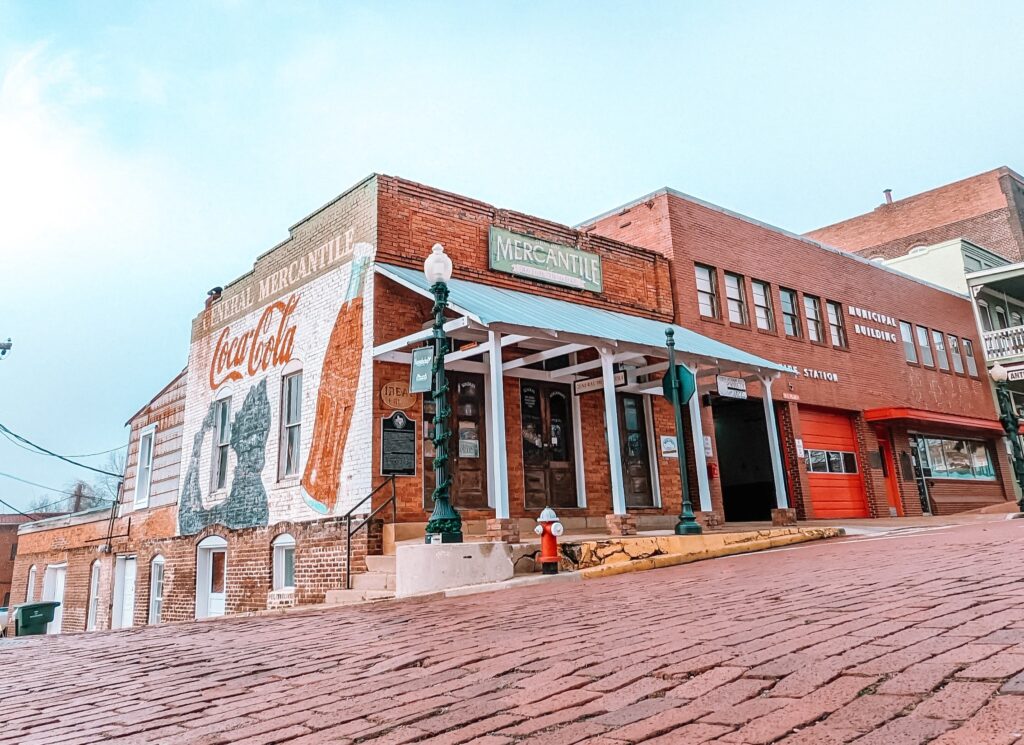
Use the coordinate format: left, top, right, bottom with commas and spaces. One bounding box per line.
14, 601, 60, 636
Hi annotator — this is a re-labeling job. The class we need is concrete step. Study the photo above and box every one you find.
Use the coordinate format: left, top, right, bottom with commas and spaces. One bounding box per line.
365, 555, 396, 573
352, 572, 397, 591
324, 588, 395, 605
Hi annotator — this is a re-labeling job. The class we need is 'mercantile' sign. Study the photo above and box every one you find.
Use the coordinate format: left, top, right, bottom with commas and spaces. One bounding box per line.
489, 226, 603, 292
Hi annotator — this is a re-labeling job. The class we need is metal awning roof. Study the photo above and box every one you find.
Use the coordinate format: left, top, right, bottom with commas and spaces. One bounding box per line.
376, 263, 789, 374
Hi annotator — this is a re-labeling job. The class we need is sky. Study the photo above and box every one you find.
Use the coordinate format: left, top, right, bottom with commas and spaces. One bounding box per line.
1, 0, 1023, 512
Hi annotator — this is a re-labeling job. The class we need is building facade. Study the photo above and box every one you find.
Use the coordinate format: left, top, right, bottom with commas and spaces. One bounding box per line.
806, 167, 1024, 263
10, 173, 1019, 632
582, 187, 1016, 519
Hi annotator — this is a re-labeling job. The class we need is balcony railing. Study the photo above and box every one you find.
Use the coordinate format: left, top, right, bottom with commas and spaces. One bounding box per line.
983, 326, 1024, 361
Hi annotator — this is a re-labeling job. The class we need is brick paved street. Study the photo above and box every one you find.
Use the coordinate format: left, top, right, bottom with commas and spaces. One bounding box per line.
3, 521, 1024, 745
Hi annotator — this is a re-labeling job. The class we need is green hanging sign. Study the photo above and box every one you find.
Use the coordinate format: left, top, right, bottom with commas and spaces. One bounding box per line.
662, 364, 696, 405
409, 346, 434, 394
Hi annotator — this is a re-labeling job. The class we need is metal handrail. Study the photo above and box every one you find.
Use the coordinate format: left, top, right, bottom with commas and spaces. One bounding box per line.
344, 475, 397, 590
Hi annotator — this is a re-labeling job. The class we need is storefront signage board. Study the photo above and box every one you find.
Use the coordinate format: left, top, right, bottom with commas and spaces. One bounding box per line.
573, 370, 625, 395
716, 375, 748, 399
409, 347, 434, 394
381, 380, 417, 410
381, 411, 417, 476
1007, 368, 1024, 382
489, 226, 603, 292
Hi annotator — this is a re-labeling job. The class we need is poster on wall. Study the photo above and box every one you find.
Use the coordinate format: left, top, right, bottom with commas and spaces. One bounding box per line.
381, 411, 417, 476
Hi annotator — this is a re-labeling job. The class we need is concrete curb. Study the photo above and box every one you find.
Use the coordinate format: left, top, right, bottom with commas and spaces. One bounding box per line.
577, 528, 844, 580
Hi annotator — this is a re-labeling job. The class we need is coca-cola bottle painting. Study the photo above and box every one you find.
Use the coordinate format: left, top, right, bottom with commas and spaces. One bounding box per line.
301, 242, 373, 514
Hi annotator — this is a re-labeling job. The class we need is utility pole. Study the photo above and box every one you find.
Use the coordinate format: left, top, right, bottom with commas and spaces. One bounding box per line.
71, 482, 86, 513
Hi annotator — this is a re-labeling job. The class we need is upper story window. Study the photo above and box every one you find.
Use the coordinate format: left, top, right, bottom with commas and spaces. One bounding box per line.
931, 330, 950, 371
26, 565, 36, 602
751, 280, 774, 331
826, 301, 847, 349
134, 424, 156, 509
978, 301, 994, 332
964, 255, 983, 272
279, 371, 303, 479
995, 307, 1009, 330
963, 338, 979, 377
948, 335, 965, 374
780, 288, 802, 338
900, 321, 918, 363
212, 397, 232, 491
803, 295, 824, 343
272, 534, 296, 590
723, 273, 748, 325
915, 325, 935, 367
694, 265, 720, 319
1013, 312, 1024, 328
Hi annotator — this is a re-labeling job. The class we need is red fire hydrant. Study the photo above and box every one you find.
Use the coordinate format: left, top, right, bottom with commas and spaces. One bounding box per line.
534, 507, 564, 575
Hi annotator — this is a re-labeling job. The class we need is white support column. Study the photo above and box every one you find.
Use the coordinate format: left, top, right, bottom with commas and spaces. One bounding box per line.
686, 364, 713, 513
487, 330, 510, 520
761, 374, 789, 509
601, 349, 627, 515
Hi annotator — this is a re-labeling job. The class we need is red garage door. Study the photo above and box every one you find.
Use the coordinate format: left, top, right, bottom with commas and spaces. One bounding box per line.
800, 408, 869, 518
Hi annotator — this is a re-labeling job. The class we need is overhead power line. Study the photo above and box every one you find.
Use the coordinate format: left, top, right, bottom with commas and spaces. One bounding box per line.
0, 422, 123, 478
0, 429, 126, 459
0, 471, 116, 503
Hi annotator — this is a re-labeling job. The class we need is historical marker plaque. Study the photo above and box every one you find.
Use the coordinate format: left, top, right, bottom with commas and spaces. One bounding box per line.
381, 411, 417, 476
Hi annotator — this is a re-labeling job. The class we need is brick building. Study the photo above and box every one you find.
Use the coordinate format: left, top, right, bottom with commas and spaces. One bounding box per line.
582, 187, 1016, 519
9, 173, 1018, 632
806, 167, 1024, 263
0, 514, 63, 608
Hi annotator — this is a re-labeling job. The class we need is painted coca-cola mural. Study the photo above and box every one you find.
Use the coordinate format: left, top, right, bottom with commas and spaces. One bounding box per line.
178, 214, 377, 535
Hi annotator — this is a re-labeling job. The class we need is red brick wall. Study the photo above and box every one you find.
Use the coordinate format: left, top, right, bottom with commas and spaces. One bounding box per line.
805, 168, 1024, 261
587, 190, 997, 419
376, 175, 675, 321
0, 525, 18, 606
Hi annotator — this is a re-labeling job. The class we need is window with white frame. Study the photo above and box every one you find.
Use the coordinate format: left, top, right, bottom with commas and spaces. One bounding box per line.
826, 301, 847, 348
751, 280, 775, 331
915, 325, 934, 366
723, 272, 748, 325
780, 288, 802, 338
135, 424, 156, 508
694, 265, 720, 319
963, 338, 979, 377
26, 565, 36, 602
149, 555, 165, 624
212, 397, 232, 491
272, 534, 296, 590
900, 321, 917, 363
948, 335, 965, 374
803, 294, 824, 343
86, 560, 101, 631
279, 372, 303, 479
931, 330, 950, 371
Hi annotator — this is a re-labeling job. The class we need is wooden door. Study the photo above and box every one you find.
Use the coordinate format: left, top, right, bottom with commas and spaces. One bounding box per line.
618, 394, 654, 507
521, 382, 577, 509
877, 434, 905, 517
424, 372, 488, 510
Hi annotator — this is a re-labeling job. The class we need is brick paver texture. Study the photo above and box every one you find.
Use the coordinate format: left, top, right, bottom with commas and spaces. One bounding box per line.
3, 520, 1024, 744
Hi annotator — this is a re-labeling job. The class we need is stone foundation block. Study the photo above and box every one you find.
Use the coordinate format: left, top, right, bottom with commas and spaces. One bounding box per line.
605, 513, 638, 536
771, 508, 798, 526
696, 511, 724, 530
486, 518, 520, 544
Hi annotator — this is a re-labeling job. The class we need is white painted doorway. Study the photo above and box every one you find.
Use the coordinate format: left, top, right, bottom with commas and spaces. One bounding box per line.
42, 563, 67, 634
196, 536, 228, 619
112, 556, 137, 629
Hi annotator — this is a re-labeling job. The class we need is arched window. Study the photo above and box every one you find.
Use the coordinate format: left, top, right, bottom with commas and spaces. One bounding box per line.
149, 555, 166, 625
272, 534, 296, 590
86, 560, 102, 631
26, 565, 36, 602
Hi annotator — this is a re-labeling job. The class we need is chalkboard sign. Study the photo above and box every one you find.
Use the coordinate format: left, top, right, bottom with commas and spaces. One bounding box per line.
381, 411, 417, 476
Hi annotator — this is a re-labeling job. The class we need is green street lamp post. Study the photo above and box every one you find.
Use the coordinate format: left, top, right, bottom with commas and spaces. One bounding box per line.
990, 363, 1024, 513
665, 328, 702, 535
424, 243, 463, 543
